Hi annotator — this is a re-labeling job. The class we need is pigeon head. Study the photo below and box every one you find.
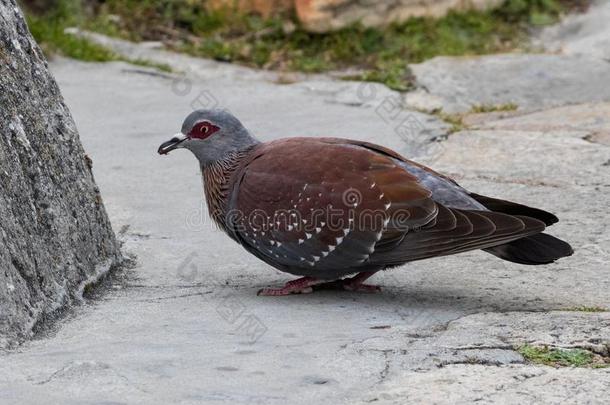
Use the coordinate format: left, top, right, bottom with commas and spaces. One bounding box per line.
158, 109, 258, 166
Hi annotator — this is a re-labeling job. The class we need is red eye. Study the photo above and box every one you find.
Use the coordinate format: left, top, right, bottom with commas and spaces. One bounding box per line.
189, 121, 219, 139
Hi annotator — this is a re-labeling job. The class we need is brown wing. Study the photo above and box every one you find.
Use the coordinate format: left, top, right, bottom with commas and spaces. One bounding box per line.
228, 138, 436, 278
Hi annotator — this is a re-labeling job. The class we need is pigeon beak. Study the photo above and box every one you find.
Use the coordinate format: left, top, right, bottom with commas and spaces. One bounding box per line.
158, 133, 187, 155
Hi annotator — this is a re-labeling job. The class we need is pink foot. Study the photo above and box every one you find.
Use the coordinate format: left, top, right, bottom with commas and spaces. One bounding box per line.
257, 277, 321, 296
257, 272, 381, 296
340, 271, 382, 293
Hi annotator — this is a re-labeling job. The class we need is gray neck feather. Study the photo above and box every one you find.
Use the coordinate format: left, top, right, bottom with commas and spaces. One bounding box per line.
188, 128, 259, 168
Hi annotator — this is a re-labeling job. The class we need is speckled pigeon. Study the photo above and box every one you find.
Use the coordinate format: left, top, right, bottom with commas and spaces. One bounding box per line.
158, 109, 573, 296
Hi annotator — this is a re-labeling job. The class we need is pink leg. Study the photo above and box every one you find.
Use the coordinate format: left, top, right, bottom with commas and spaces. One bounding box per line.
341, 271, 381, 293
257, 276, 322, 296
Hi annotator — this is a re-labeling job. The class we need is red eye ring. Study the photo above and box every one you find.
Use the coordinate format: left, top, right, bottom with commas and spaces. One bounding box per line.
189, 120, 220, 139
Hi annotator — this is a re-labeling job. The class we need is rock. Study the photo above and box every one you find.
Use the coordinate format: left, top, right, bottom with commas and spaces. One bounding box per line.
538, 0, 610, 61
432, 129, 605, 187
362, 365, 610, 404
403, 89, 445, 112
0, 0, 122, 349
409, 54, 610, 113
208, 0, 503, 32
474, 102, 610, 135
295, 0, 503, 32
435, 311, 610, 355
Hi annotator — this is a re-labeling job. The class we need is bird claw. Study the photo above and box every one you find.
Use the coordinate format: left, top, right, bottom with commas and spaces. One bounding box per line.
318, 271, 381, 293
315, 280, 381, 293
257, 272, 382, 296
257, 276, 319, 296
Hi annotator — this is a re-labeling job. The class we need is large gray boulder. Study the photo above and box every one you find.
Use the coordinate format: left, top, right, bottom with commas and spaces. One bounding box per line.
407, 54, 610, 113
0, 0, 122, 348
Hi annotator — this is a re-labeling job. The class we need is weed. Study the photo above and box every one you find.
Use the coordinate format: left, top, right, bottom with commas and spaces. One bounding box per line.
471, 103, 519, 113
518, 344, 608, 368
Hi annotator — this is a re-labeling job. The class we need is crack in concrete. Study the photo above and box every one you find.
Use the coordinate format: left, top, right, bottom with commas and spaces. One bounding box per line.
377, 349, 392, 383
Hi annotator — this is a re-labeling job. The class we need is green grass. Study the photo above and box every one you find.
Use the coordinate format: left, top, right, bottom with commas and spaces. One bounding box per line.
25, 2, 172, 72
28, 14, 118, 62
434, 110, 468, 133
518, 344, 608, 368
564, 306, 608, 313
471, 102, 519, 113
25, 0, 587, 90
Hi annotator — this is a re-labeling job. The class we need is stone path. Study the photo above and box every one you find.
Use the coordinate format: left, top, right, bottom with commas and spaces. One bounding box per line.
1, 2, 609, 403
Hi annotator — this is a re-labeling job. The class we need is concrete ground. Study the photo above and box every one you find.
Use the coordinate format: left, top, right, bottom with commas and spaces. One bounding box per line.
1, 2, 609, 403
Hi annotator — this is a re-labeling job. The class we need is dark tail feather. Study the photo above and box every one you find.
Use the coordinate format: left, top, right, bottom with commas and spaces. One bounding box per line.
484, 233, 574, 265
469, 193, 558, 226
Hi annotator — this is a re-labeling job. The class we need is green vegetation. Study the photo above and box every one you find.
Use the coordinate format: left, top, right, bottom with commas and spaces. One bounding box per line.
471, 102, 519, 113
24, 0, 586, 89
433, 110, 467, 133
518, 344, 608, 368
428, 103, 518, 133
27, 1, 116, 62
564, 306, 608, 313
25, 1, 172, 71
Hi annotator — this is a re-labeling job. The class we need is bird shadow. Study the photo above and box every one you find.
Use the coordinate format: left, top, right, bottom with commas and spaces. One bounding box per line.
242, 281, 568, 315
